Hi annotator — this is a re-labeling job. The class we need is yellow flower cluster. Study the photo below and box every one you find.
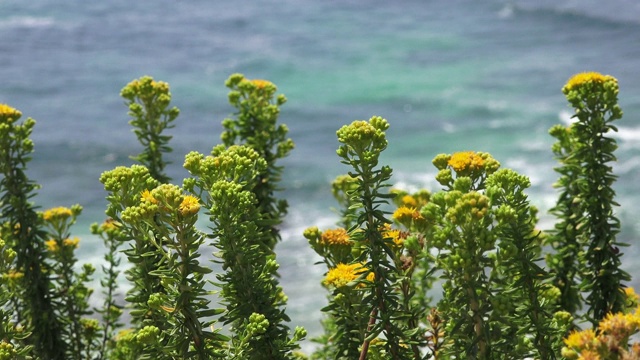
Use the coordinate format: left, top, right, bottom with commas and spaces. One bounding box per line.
381, 223, 405, 247
140, 189, 158, 204
625, 287, 640, 310
178, 195, 200, 217
323, 263, 374, 289
0, 103, 21, 123
124, 77, 169, 95
42, 207, 73, 222
251, 79, 273, 89
45, 237, 80, 252
3, 270, 24, 281
320, 228, 352, 247
564, 72, 616, 92
401, 195, 418, 208
393, 206, 424, 225
448, 151, 485, 173
562, 307, 640, 359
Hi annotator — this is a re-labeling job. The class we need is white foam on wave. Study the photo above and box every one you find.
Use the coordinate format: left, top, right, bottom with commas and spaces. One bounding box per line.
558, 109, 574, 125
612, 126, 640, 145
0, 16, 55, 29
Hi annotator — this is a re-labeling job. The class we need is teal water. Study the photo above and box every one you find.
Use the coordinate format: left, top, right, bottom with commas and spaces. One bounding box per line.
2, 0, 640, 349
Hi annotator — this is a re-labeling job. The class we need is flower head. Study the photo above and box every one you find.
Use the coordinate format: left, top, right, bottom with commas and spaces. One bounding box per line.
381, 223, 405, 247
140, 189, 158, 204
0, 104, 21, 124
448, 151, 485, 173
251, 79, 273, 89
598, 312, 640, 341
42, 207, 73, 222
323, 263, 373, 289
45, 239, 58, 252
320, 228, 351, 247
564, 72, 614, 92
401, 195, 418, 208
564, 328, 599, 351
179, 195, 200, 216
393, 206, 424, 227
63, 237, 80, 249
625, 287, 640, 310
336, 116, 389, 159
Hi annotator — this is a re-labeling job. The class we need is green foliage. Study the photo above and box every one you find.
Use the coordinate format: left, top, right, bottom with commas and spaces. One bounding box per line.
0, 70, 634, 360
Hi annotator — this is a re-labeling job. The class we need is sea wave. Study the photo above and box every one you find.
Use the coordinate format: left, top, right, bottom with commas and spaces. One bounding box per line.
509, 0, 640, 26
0, 16, 55, 29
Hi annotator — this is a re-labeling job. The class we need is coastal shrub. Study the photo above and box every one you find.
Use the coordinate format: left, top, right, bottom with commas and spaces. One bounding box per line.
0, 71, 634, 359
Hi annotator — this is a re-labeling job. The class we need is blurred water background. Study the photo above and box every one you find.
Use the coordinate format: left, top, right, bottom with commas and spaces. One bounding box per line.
1, 0, 640, 351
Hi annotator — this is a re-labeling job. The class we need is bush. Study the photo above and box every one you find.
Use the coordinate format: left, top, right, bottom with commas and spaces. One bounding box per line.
0, 72, 634, 359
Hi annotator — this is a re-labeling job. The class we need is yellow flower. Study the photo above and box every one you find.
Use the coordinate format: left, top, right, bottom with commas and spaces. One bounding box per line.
564, 328, 598, 351
42, 207, 73, 222
401, 195, 418, 208
393, 206, 415, 222
0, 103, 21, 123
140, 189, 158, 204
598, 312, 640, 340
393, 206, 423, 225
3, 270, 24, 280
63, 237, 80, 249
178, 195, 200, 216
381, 223, 405, 247
323, 263, 373, 288
577, 349, 600, 360
320, 228, 351, 247
564, 72, 615, 91
251, 79, 273, 89
625, 287, 640, 308
448, 151, 485, 173
45, 239, 58, 252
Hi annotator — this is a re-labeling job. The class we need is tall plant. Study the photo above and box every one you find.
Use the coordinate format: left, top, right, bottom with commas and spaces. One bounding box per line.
121, 75, 179, 184
547, 72, 628, 325
221, 74, 295, 249
0, 104, 67, 359
184, 144, 305, 359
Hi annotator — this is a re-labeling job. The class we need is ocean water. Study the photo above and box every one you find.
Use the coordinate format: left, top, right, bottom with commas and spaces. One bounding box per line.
2, 0, 640, 350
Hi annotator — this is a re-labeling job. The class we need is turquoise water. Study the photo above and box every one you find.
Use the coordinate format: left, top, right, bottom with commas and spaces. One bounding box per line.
2, 0, 640, 349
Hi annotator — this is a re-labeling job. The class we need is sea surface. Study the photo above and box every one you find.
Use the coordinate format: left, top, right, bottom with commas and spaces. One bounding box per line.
2, 0, 640, 351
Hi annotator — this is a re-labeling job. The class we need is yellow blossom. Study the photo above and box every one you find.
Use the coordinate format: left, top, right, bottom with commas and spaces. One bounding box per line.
63, 237, 80, 249
45, 239, 58, 252
178, 195, 200, 216
393, 206, 415, 222
564, 328, 598, 351
625, 287, 640, 309
401, 195, 418, 208
320, 228, 351, 247
42, 207, 73, 222
564, 72, 615, 91
3, 270, 24, 280
0, 103, 21, 123
393, 206, 423, 225
381, 223, 405, 247
99, 218, 121, 235
577, 350, 600, 360
598, 312, 640, 340
251, 79, 273, 89
323, 263, 373, 288
140, 189, 158, 204
448, 151, 485, 173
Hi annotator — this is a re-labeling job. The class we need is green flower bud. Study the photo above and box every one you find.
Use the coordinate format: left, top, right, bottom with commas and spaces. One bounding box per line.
136, 325, 160, 344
